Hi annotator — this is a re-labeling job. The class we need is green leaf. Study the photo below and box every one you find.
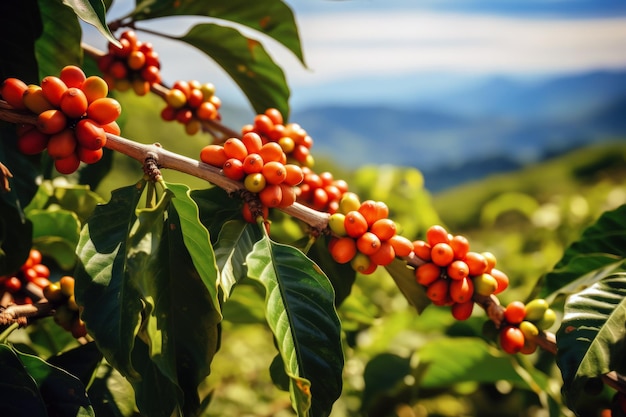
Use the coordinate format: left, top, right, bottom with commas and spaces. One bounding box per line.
62, 0, 119, 46
556, 273, 626, 412
0, 197, 32, 275
385, 258, 430, 314
0, 344, 48, 417
191, 187, 241, 239
36, 0, 83, 80
361, 353, 412, 413
28, 208, 81, 270
128, 195, 222, 417
534, 204, 626, 300
307, 236, 356, 307
46, 342, 104, 388
74, 181, 147, 380
176, 23, 291, 118
17, 347, 95, 416
130, 0, 305, 66
168, 183, 221, 314
246, 236, 344, 417
214, 219, 262, 299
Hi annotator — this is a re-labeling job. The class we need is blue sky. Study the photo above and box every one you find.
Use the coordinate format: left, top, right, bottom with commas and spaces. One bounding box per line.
88, 1, 626, 113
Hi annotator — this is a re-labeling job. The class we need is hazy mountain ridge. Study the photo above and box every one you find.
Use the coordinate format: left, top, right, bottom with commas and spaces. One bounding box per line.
292, 70, 626, 191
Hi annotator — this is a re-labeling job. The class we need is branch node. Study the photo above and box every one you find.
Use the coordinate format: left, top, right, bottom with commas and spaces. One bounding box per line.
143, 152, 162, 182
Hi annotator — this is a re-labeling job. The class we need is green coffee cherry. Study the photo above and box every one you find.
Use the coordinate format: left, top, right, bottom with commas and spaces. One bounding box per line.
536, 308, 557, 330
473, 273, 498, 296
328, 213, 347, 236
524, 298, 549, 322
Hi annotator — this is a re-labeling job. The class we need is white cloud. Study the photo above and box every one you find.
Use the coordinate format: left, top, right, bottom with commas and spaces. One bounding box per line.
278, 11, 626, 85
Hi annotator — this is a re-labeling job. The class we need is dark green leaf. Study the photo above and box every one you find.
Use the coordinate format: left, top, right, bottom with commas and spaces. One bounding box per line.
176, 23, 290, 118
36, 0, 83, 79
0, 1, 42, 84
247, 236, 343, 417
62, 0, 119, 46
130, 0, 305, 66
361, 353, 412, 414
214, 219, 262, 298
46, 342, 104, 388
28, 208, 81, 270
78, 147, 115, 192
0, 197, 32, 275
191, 187, 241, 240
385, 258, 430, 314
556, 273, 626, 412
18, 348, 95, 416
0, 344, 48, 417
74, 181, 147, 380
534, 204, 626, 300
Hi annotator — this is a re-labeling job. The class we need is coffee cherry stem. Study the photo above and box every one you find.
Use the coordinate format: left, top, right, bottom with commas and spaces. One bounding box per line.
0, 300, 54, 327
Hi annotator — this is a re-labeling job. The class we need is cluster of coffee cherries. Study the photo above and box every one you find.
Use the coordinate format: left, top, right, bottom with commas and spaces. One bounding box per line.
241, 108, 315, 168
1, 65, 122, 174
413, 225, 510, 320
42, 275, 87, 339
98, 30, 162, 96
297, 168, 349, 213
0, 249, 51, 305
483, 298, 556, 354
160, 79, 222, 135
327, 192, 414, 274
200, 131, 305, 219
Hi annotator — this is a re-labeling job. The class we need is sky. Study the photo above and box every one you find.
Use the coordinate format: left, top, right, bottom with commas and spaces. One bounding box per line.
85, 1, 626, 112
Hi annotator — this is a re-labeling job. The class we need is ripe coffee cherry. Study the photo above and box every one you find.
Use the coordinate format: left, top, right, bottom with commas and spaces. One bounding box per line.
47, 129, 76, 159
368, 241, 395, 266
369, 218, 396, 241
17, 129, 49, 155
23, 85, 55, 114
200, 144, 227, 167
426, 225, 450, 246
344, 211, 368, 238
449, 276, 473, 303
412, 240, 432, 261
356, 232, 381, 256
259, 184, 282, 208
490, 268, 509, 294
504, 301, 527, 324
54, 153, 81, 174
358, 200, 384, 226
426, 278, 449, 304
242, 153, 264, 174
223, 138, 248, 160
87, 97, 122, 125
447, 259, 469, 280
222, 158, 245, 181
499, 325, 525, 354
450, 235, 470, 259
37, 109, 67, 135
277, 184, 296, 208
464, 252, 489, 275
261, 161, 287, 185
80, 76, 108, 103
284, 164, 304, 186
416, 262, 442, 286
75, 119, 106, 150
41, 76, 68, 107
451, 300, 474, 321
78, 146, 103, 164
329, 237, 357, 264
388, 235, 413, 257
59, 65, 86, 88
431, 242, 454, 267
1, 77, 28, 109
60, 87, 88, 118
258, 142, 284, 163
241, 201, 269, 223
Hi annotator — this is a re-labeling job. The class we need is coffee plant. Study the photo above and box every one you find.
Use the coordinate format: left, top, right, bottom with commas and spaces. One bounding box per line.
0, 1, 625, 416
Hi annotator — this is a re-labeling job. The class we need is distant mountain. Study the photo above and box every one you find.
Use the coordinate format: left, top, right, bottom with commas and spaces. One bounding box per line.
292, 70, 626, 192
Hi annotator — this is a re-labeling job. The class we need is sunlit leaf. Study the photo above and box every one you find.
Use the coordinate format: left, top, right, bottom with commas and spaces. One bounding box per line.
62, 0, 119, 46
556, 273, 626, 413
176, 23, 290, 118
534, 204, 626, 300
28, 208, 81, 269
247, 236, 343, 417
385, 258, 430, 314
214, 219, 262, 299
130, 0, 305, 65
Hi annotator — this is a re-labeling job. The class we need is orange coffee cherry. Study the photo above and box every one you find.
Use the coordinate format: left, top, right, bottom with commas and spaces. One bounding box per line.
47, 129, 76, 159
450, 235, 470, 259
368, 241, 395, 266
356, 232, 381, 256
277, 184, 296, 208
284, 164, 304, 186
370, 218, 397, 241
499, 325, 525, 354
223, 138, 248, 161
222, 158, 245, 181
75, 119, 106, 150
490, 268, 510, 294
80, 75, 108, 103
258, 142, 285, 164
195, 101, 218, 121
451, 300, 474, 321
344, 210, 368, 238
261, 161, 287, 185
446, 259, 469, 280
242, 153, 264, 174
329, 237, 357, 264
449, 276, 474, 303
127, 50, 146, 70
59, 65, 87, 88
426, 278, 449, 303
54, 152, 81, 174
358, 200, 384, 226
426, 225, 450, 246
504, 301, 527, 325
264, 108, 283, 125
78, 146, 103, 164
101, 121, 121, 135
388, 235, 413, 257
37, 109, 67, 135
200, 144, 227, 167
464, 251, 489, 276
1, 77, 28, 109
259, 184, 283, 208
87, 97, 121, 125
60, 87, 89, 118
41, 76, 68, 107
412, 240, 432, 261
430, 242, 454, 267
